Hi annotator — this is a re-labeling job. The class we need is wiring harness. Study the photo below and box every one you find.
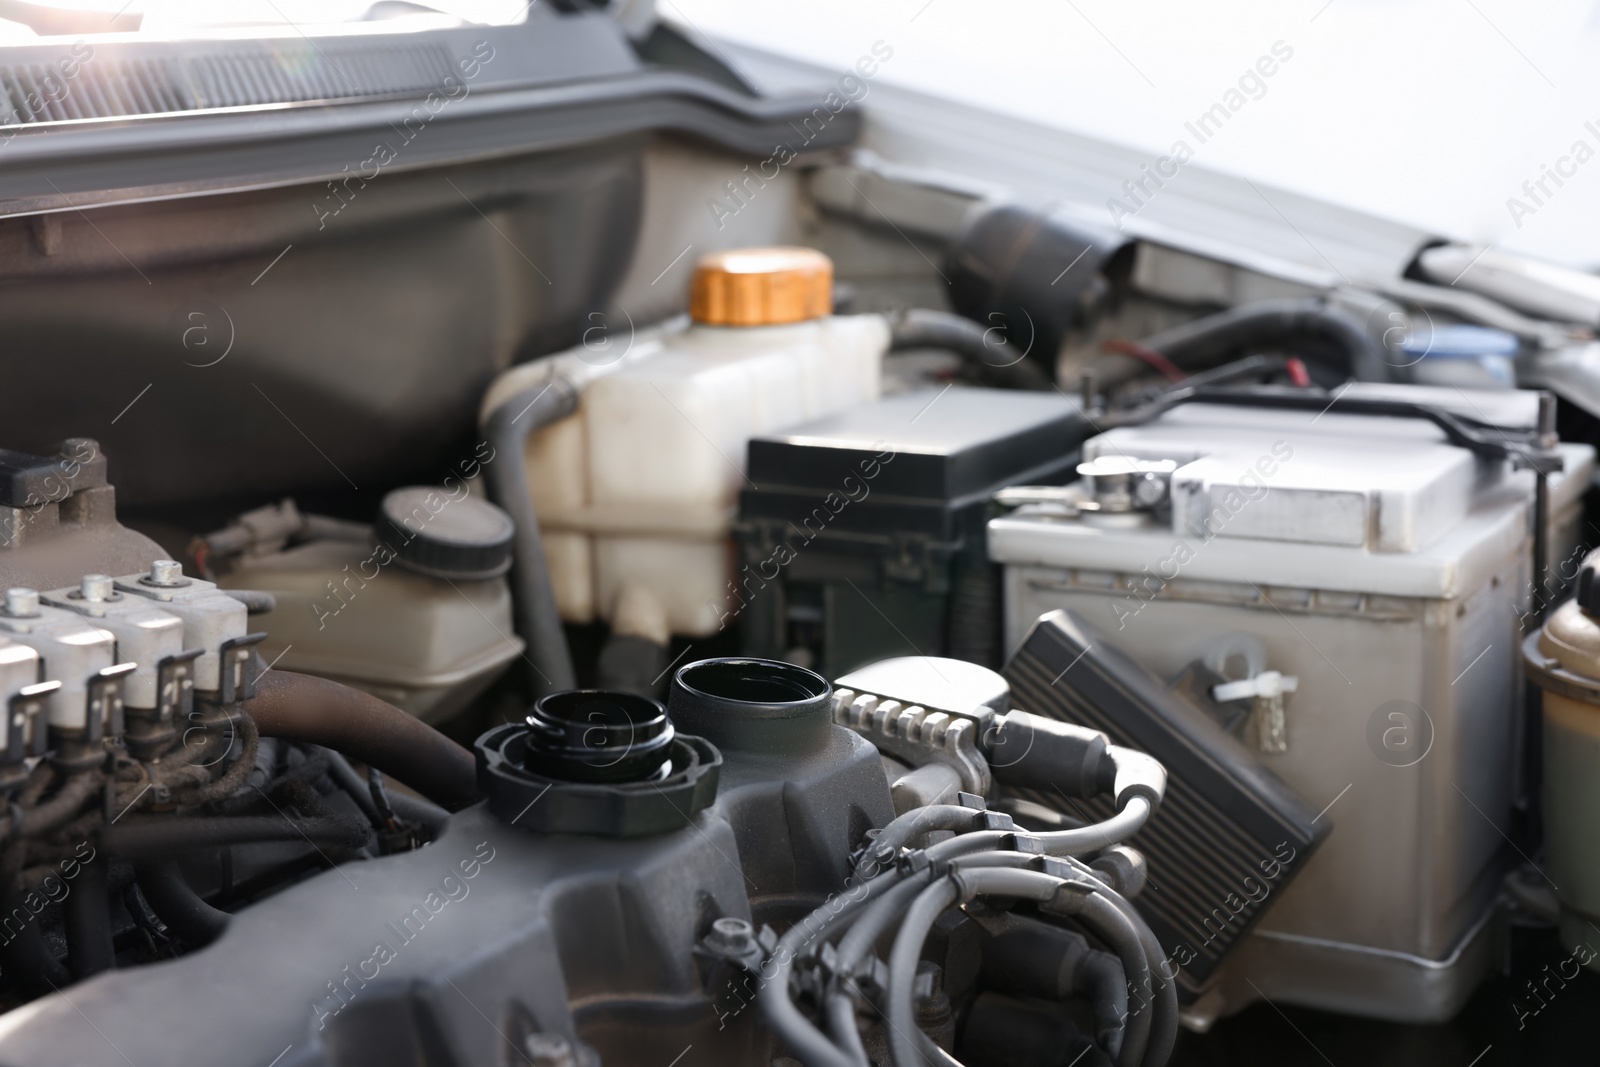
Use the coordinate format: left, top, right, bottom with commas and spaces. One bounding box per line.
757, 770, 1175, 1067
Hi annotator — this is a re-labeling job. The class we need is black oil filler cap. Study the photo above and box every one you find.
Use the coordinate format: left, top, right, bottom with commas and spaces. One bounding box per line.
376, 486, 514, 580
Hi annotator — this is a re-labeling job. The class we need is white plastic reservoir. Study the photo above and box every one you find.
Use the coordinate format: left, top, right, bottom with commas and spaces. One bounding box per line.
485, 247, 887, 638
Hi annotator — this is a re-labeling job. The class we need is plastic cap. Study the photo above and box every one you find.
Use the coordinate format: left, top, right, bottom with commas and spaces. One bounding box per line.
375, 488, 514, 581
1580, 566, 1600, 617
689, 246, 832, 326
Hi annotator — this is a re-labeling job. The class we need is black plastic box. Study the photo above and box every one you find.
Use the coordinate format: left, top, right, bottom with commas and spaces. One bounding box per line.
735, 386, 1090, 675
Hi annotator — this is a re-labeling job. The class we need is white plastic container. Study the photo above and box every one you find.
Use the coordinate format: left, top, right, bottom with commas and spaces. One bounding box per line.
488, 248, 888, 638
219, 540, 524, 723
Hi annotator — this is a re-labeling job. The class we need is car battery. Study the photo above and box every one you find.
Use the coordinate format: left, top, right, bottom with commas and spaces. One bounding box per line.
987, 382, 1594, 1025
735, 385, 1091, 676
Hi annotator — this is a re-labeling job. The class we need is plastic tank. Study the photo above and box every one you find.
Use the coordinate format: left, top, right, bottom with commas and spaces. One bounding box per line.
1525, 566, 1600, 972
217, 491, 525, 722
510, 248, 888, 637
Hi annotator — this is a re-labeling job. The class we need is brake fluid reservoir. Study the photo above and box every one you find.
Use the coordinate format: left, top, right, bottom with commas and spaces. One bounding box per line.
524, 247, 887, 637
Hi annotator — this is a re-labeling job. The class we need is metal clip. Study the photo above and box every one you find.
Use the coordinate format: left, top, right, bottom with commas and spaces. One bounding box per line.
217, 632, 268, 704
5, 680, 57, 762
87, 663, 137, 743
1212, 670, 1297, 755
155, 648, 203, 726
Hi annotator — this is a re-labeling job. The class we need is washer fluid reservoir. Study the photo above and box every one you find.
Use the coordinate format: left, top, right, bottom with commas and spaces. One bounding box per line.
520, 247, 888, 638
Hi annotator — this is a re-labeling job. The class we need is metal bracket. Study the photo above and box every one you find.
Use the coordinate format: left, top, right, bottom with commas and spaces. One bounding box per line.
155, 648, 203, 726
217, 632, 268, 704
87, 663, 137, 742
5, 680, 57, 761
832, 687, 991, 795
1511, 450, 1565, 475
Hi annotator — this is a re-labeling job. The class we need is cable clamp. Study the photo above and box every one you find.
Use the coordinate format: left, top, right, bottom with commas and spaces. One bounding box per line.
897, 848, 932, 876
1012, 834, 1045, 857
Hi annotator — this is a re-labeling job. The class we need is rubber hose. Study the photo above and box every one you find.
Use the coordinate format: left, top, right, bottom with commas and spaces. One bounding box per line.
64, 856, 114, 979
15, 761, 51, 806
822, 995, 871, 1067
854, 805, 983, 878
0, 895, 70, 992
1100, 886, 1179, 1067
834, 870, 940, 976
248, 735, 280, 790
978, 923, 1128, 1057
757, 871, 907, 1067
915, 799, 1149, 868
105, 812, 371, 857
1080, 948, 1132, 1060
135, 861, 229, 948
1034, 797, 1152, 857
225, 589, 277, 615
885, 878, 961, 1067
940, 864, 1159, 1067
483, 380, 580, 696
924, 829, 1017, 865
248, 670, 478, 810
322, 748, 386, 830
186, 712, 260, 807
1135, 297, 1389, 385
947, 851, 1164, 1062
5, 771, 104, 843
1073, 891, 1155, 1067
826, 870, 940, 1058
913, 1030, 963, 1067
888, 308, 1052, 390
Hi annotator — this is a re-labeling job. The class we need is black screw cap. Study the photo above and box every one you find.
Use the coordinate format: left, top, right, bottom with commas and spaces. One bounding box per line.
376, 487, 513, 580
1578, 565, 1600, 617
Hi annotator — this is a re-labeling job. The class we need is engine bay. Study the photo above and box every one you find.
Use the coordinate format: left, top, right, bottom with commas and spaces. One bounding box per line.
0, 4, 1594, 1066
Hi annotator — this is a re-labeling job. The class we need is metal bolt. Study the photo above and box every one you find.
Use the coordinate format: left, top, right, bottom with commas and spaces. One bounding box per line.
148, 560, 184, 586
4, 589, 39, 617
705, 916, 755, 955
523, 1033, 575, 1067
80, 574, 113, 601
1537, 392, 1559, 451
1133, 472, 1169, 509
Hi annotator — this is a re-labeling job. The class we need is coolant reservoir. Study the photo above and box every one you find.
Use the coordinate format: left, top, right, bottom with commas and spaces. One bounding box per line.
526, 247, 887, 637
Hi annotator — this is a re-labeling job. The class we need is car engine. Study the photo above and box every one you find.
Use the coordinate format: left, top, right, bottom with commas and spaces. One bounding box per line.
0, 4, 1593, 1066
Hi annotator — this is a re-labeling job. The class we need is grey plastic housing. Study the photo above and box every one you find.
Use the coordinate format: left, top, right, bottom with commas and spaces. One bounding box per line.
0, 691, 895, 1067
